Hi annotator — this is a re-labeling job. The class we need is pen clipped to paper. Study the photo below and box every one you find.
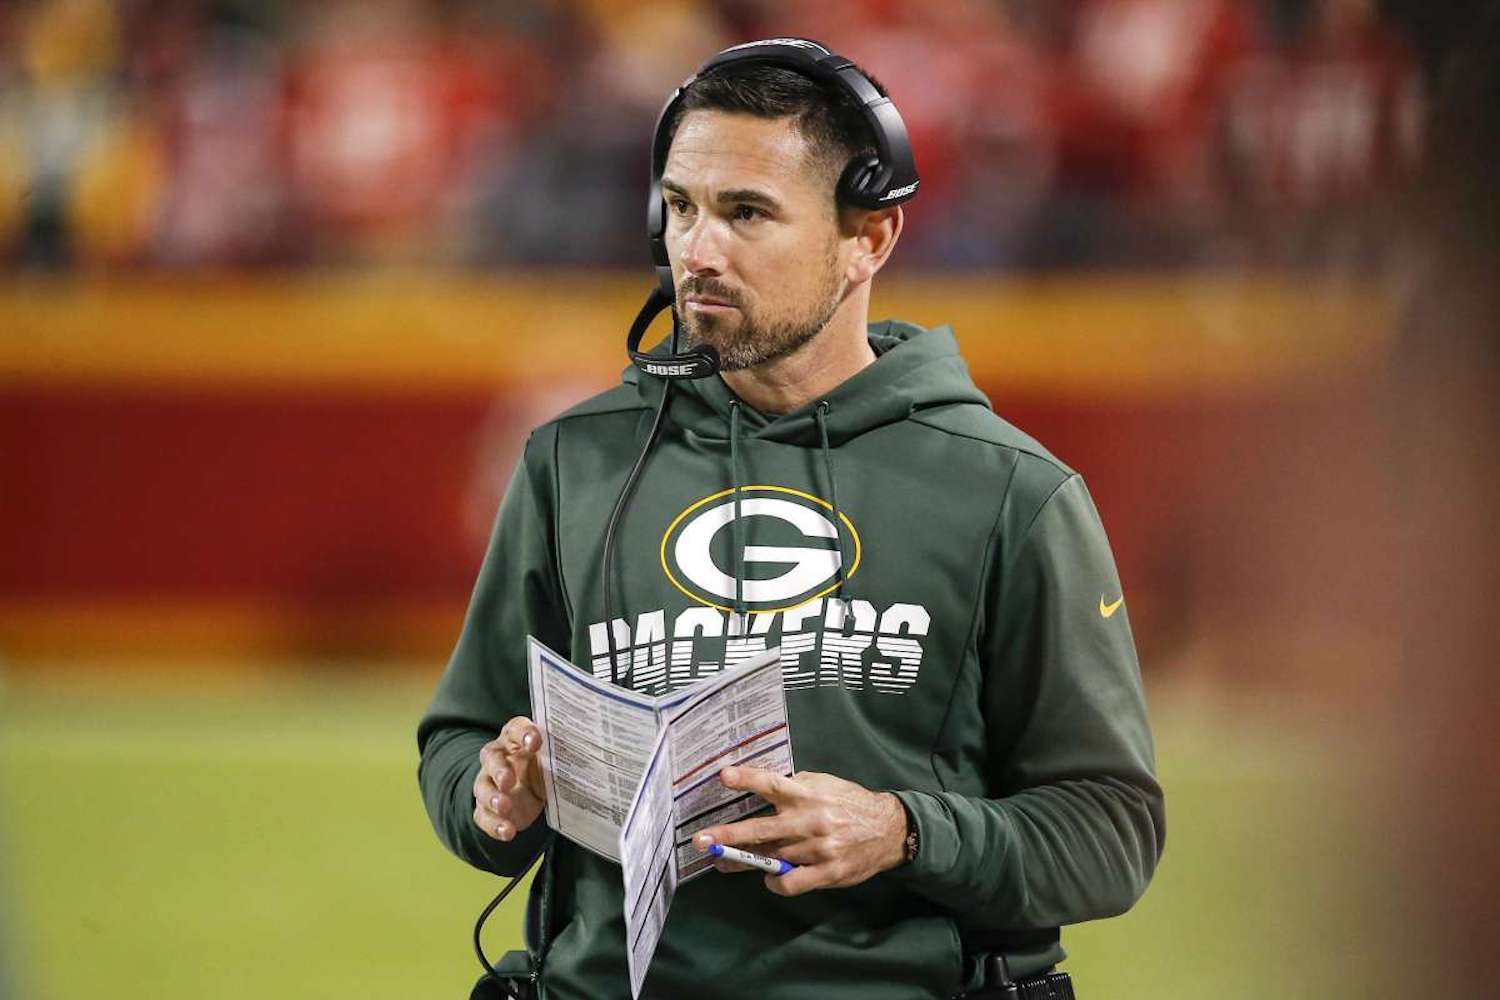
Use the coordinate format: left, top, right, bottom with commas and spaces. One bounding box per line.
707, 843, 796, 876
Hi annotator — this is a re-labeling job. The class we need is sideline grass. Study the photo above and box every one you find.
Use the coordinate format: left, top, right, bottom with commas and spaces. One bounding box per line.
0, 670, 1389, 999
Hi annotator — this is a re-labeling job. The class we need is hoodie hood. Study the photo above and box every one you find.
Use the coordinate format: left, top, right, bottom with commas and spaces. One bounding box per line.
619, 318, 995, 624
625, 320, 992, 446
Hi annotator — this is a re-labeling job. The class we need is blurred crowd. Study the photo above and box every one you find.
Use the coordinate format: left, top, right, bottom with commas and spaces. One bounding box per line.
0, 0, 1424, 272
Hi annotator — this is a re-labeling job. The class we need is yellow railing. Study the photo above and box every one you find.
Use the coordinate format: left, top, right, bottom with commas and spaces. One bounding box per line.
0, 272, 1396, 397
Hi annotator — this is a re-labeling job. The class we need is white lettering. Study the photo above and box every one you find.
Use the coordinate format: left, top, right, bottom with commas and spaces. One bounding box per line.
724, 611, 776, 670
871, 603, 930, 693
779, 599, 824, 689
645, 362, 695, 377
669, 607, 723, 687
583, 598, 930, 696
818, 599, 878, 689
881, 180, 919, 201
588, 611, 668, 688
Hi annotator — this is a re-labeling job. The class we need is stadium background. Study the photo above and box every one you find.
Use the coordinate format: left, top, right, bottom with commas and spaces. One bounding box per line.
1, 1, 1493, 997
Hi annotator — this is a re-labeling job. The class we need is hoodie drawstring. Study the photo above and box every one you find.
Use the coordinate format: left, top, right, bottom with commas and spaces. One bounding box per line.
728, 401, 747, 634
724, 400, 848, 647
815, 402, 850, 618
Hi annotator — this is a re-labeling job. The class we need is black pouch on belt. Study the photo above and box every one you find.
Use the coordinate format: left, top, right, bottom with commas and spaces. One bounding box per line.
954, 954, 1076, 1000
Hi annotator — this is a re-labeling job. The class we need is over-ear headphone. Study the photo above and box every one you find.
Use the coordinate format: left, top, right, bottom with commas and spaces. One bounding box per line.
626, 37, 920, 380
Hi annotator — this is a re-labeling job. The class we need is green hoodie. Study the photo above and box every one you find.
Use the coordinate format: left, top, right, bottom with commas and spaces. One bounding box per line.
418, 321, 1164, 1000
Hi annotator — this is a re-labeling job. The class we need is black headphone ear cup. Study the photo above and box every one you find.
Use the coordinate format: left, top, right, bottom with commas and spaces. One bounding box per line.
838, 155, 886, 206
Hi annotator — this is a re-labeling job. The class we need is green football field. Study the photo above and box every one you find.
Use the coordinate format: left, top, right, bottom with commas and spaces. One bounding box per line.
0, 668, 1394, 999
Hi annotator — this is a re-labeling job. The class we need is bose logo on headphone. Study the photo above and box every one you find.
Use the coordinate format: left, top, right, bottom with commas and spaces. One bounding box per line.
661, 486, 860, 613
721, 38, 829, 55
644, 362, 697, 377
881, 181, 919, 201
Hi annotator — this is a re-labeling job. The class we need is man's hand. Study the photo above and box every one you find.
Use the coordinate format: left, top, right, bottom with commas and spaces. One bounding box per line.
473, 717, 547, 842
692, 767, 908, 896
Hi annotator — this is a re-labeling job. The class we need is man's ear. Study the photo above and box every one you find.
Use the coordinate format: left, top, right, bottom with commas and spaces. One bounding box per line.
842, 206, 903, 286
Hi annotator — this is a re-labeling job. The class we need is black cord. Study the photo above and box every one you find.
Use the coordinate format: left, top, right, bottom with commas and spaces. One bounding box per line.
601, 380, 672, 684
471, 298, 675, 993
474, 846, 549, 990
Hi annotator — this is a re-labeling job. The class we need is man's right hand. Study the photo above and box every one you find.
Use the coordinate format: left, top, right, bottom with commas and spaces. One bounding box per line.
473, 717, 547, 842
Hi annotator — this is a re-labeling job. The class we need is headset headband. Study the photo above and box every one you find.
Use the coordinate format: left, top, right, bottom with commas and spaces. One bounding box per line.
629, 38, 919, 380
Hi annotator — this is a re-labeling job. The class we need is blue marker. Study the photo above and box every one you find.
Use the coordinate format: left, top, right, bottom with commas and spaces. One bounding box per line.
707, 843, 795, 876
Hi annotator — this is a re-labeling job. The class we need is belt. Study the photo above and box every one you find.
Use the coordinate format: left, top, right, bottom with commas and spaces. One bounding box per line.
475, 950, 1075, 1000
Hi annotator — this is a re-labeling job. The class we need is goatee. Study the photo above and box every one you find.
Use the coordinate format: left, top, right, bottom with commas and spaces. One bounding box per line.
677, 266, 845, 372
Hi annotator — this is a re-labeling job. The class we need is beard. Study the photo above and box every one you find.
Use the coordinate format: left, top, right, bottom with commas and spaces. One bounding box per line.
676, 248, 845, 372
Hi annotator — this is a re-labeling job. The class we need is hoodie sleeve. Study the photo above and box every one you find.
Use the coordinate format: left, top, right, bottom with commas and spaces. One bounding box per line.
416, 426, 571, 876
889, 473, 1165, 927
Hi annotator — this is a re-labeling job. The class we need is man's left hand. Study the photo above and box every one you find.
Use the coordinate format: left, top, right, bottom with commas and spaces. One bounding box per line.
692, 766, 908, 896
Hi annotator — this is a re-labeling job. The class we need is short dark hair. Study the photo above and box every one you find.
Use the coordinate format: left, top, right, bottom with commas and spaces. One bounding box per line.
666, 61, 882, 188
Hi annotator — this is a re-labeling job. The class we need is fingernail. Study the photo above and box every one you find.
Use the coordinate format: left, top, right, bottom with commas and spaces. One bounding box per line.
523, 733, 535, 749
490, 796, 500, 811
694, 833, 713, 849
721, 767, 737, 783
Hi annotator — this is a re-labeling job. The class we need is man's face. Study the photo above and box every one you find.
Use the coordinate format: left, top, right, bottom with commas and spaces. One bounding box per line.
661, 110, 849, 371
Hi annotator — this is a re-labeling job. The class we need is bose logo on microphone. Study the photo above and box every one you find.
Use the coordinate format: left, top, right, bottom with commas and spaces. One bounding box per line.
645, 362, 697, 377
881, 181, 919, 201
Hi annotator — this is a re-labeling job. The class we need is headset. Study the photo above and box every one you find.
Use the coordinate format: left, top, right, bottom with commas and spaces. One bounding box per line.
474, 39, 920, 998
624, 36, 921, 380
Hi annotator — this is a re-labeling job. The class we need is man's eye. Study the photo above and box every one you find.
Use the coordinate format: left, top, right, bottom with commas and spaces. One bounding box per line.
733, 205, 764, 221
669, 199, 693, 216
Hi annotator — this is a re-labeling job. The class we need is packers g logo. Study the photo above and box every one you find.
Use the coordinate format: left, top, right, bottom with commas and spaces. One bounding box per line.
661, 485, 861, 614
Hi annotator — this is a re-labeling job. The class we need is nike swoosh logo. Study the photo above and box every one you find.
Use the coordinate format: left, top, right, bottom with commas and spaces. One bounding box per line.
1099, 595, 1124, 618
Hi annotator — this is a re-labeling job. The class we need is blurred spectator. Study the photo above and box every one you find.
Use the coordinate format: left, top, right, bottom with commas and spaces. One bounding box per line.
472, 0, 726, 266
283, 1, 520, 265
0, 0, 1435, 273
916, 12, 1057, 268
150, 7, 286, 267
0, 0, 163, 269
1221, 0, 1423, 270
1037, 0, 1258, 266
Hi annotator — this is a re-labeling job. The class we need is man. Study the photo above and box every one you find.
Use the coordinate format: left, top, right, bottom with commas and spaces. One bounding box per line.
418, 41, 1164, 1000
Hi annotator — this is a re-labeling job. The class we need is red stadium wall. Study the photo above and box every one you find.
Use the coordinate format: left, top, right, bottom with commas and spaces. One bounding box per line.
0, 275, 1397, 688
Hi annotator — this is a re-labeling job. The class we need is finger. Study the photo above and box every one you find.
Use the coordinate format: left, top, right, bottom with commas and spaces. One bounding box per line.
473, 770, 504, 816
720, 766, 803, 804
482, 754, 519, 793
472, 799, 521, 842
477, 750, 542, 819
474, 781, 543, 842
693, 814, 800, 851
765, 862, 837, 897
478, 742, 514, 785
478, 751, 530, 799
496, 722, 548, 802
499, 717, 543, 756
486, 771, 543, 823
710, 857, 754, 874
717, 833, 810, 869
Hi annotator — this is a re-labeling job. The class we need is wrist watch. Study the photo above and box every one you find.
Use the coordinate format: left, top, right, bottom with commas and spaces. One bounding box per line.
898, 797, 920, 865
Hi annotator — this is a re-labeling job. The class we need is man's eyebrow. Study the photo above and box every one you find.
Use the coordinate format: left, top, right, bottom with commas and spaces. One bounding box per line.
661, 178, 783, 211
717, 188, 782, 211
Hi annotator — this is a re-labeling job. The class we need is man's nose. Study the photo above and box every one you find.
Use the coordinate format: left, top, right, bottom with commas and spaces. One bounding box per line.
679, 215, 727, 276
